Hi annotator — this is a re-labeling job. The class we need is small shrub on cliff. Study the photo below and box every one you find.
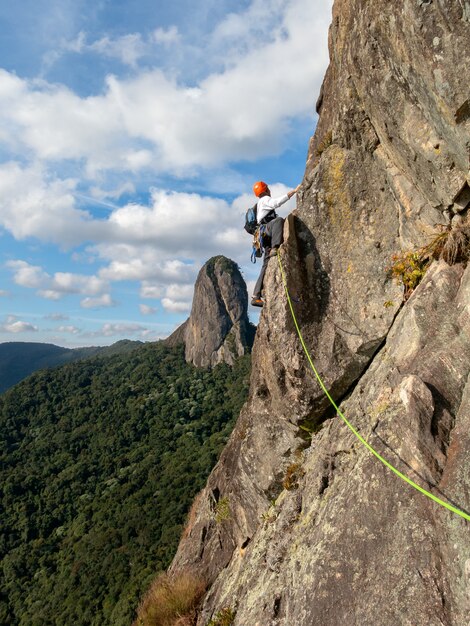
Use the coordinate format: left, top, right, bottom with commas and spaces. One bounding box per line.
388, 223, 470, 299
389, 250, 430, 299
214, 497, 231, 524
206, 607, 236, 626
282, 461, 305, 491
134, 572, 205, 626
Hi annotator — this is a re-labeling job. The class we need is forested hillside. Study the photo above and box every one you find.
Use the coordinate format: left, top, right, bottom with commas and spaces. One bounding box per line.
0, 342, 250, 626
0, 340, 143, 394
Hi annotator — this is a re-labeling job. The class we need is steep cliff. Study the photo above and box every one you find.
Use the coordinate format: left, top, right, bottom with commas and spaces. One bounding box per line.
168, 2, 470, 624
166, 256, 255, 368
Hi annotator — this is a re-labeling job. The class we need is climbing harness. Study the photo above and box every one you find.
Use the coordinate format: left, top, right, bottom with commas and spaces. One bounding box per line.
276, 250, 470, 522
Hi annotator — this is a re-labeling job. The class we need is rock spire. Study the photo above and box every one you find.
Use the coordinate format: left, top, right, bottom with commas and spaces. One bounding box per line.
167, 256, 255, 367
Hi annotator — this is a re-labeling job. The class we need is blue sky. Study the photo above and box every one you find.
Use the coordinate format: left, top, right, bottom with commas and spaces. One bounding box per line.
0, 0, 332, 347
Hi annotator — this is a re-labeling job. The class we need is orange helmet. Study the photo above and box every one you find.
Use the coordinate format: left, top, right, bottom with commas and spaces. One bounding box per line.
253, 181, 268, 197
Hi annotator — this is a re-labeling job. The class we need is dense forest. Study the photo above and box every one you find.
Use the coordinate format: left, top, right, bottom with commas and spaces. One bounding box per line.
0, 340, 143, 393
0, 342, 251, 625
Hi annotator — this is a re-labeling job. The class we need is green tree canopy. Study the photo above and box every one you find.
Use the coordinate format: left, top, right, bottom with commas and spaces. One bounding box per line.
0, 342, 250, 626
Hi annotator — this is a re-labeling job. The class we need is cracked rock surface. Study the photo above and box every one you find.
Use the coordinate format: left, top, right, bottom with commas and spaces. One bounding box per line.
169, 1, 470, 624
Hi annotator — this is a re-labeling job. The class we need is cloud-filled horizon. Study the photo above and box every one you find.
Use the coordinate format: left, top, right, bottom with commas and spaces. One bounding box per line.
0, 0, 333, 347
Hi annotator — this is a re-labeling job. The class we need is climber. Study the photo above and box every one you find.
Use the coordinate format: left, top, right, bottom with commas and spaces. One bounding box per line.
251, 181, 300, 307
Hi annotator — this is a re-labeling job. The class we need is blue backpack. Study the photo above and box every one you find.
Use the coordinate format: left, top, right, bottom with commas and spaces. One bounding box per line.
244, 204, 258, 235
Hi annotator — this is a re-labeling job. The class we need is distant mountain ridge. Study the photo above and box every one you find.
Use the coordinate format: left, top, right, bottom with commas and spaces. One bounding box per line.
0, 340, 143, 393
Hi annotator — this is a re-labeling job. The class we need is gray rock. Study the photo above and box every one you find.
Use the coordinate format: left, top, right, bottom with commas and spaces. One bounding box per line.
167, 1, 470, 624
166, 256, 254, 367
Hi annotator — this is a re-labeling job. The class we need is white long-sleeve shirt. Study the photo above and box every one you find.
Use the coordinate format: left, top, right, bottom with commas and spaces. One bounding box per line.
257, 193, 290, 224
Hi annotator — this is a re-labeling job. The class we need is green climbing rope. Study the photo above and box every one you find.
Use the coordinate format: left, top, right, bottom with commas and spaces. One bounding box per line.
276, 251, 470, 522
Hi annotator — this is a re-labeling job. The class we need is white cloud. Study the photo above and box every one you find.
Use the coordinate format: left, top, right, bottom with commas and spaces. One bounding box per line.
140, 278, 195, 312
152, 26, 181, 46
160, 283, 194, 313
0, 0, 332, 175
6, 261, 45, 289
0, 0, 331, 345
99, 322, 146, 336
57, 325, 81, 334
80, 293, 115, 309
1, 315, 38, 333
38, 291, 62, 301
140, 283, 163, 299
7, 321, 38, 333
0, 162, 295, 260
90, 182, 136, 201
0, 290, 10, 297
7, 260, 109, 300
4, 180, 296, 311
162, 298, 192, 313
0, 162, 106, 246
140, 304, 157, 315
45, 30, 147, 71
210, 0, 285, 62
89, 34, 146, 68
140, 281, 195, 314
58, 27, 181, 71
63, 31, 87, 54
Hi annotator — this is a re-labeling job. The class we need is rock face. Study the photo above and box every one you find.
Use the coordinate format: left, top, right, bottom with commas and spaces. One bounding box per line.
168, 2, 470, 625
166, 256, 255, 367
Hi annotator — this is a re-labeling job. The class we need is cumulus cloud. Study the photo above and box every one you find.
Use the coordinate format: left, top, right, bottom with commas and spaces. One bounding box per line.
7, 260, 109, 300
57, 325, 81, 334
0, 162, 254, 257
140, 282, 194, 313
0, 0, 333, 345
0, 162, 107, 246
80, 294, 116, 309
152, 26, 181, 47
98, 322, 147, 336
1, 315, 38, 333
160, 283, 194, 313
0, 0, 331, 175
140, 304, 157, 315
4, 181, 295, 307
162, 298, 192, 313
139, 283, 163, 299
7, 321, 38, 333
88, 34, 146, 68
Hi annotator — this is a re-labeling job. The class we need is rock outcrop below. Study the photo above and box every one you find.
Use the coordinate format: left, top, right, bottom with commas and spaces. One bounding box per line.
166, 256, 255, 367
168, 2, 470, 624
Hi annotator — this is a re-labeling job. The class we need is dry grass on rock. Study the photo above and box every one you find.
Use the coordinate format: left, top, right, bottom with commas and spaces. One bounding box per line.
133, 571, 206, 626
389, 219, 470, 298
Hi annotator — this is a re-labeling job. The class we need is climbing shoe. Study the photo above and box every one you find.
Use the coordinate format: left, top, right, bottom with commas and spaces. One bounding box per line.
251, 297, 264, 307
